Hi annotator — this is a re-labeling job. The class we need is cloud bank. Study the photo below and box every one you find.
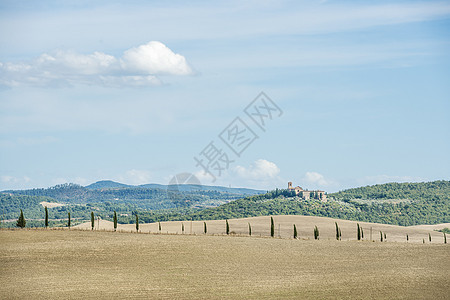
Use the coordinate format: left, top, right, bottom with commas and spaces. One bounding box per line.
0, 41, 193, 87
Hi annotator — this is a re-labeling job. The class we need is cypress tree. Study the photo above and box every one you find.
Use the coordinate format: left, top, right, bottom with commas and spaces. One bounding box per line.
335, 222, 339, 241
423, 238, 425, 244
16, 209, 26, 228
113, 211, 118, 232
339, 228, 342, 240
429, 233, 431, 242
159, 222, 161, 232
357, 223, 361, 241
444, 233, 447, 244
270, 217, 274, 237
45, 206, 49, 228
294, 224, 298, 239
68, 212, 71, 229
91, 212, 94, 230
182, 223, 184, 234
384, 232, 387, 241
135, 214, 139, 232
380, 231, 383, 242
226, 219, 230, 235
406, 234, 409, 242
204, 222, 207, 234
248, 223, 252, 236
314, 226, 319, 240
361, 227, 364, 239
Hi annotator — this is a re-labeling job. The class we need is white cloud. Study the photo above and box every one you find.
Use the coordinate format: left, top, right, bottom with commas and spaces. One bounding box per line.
356, 175, 427, 186
118, 169, 152, 185
0, 41, 193, 88
304, 172, 329, 186
234, 159, 280, 180
121, 41, 193, 76
1, 175, 31, 184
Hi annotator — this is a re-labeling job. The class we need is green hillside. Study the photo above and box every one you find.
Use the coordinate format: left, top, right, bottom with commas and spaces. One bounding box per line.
131, 181, 449, 226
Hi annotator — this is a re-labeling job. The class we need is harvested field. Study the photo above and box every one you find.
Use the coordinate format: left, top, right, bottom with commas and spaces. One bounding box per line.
1, 227, 449, 299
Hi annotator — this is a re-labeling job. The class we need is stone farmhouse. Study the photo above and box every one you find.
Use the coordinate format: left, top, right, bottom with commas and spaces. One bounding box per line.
288, 182, 327, 202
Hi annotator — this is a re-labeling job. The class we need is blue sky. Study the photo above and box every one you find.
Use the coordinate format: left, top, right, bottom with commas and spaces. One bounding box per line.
0, 0, 449, 192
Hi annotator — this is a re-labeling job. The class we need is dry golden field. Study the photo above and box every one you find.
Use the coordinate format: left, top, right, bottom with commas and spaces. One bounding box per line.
1, 217, 449, 299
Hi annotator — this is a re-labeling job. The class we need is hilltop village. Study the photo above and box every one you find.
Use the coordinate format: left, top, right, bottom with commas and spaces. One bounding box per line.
288, 182, 327, 202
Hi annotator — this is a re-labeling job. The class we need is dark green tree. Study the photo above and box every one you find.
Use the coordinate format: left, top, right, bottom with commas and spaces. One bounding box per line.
135, 214, 139, 232
226, 219, 230, 235
429, 233, 431, 242
384, 232, 387, 241
204, 221, 207, 234
113, 211, 118, 232
294, 224, 298, 239
91, 212, 94, 230
16, 209, 26, 228
68, 212, 71, 229
444, 233, 447, 244
270, 217, 274, 237
380, 231, 383, 242
314, 226, 319, 240
182, 223, 184, 234
159, 222, 161, 232
44, 206, 49, 228
406, 234, 409, 242
335, 222, 340, 241
339, 228, 342, 240
357, 223, 361, 241
361, 227, 364, 239
248, 222, 252, 236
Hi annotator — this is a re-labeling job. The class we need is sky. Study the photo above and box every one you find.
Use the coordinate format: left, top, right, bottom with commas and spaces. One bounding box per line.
0, 0, 449, 192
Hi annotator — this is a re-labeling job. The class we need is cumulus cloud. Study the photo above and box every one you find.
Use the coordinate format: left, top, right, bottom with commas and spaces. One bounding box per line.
304, 171, 330, 186
234, 159, 280, 180
121, 41, 192, 76
0, 41, 193, 87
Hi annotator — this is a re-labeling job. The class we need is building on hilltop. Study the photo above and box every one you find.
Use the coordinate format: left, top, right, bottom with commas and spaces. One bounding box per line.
288, 182, 327, 202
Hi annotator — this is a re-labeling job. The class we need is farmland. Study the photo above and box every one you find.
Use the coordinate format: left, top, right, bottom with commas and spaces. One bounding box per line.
1, 216, 449, 299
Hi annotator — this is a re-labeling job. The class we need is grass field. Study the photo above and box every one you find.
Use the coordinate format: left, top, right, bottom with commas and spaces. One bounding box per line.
1, 226, 449, 299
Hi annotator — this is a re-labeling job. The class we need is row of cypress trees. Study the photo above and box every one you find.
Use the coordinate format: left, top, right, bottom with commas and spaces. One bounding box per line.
12, 210, 449, 244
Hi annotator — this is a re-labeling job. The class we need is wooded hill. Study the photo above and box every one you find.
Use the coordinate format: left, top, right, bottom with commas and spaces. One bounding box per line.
1, 180, 448, 227
129, 181, 449, 226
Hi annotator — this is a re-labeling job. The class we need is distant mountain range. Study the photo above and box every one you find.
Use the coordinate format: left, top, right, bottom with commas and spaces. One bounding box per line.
84, 180, 264, 195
